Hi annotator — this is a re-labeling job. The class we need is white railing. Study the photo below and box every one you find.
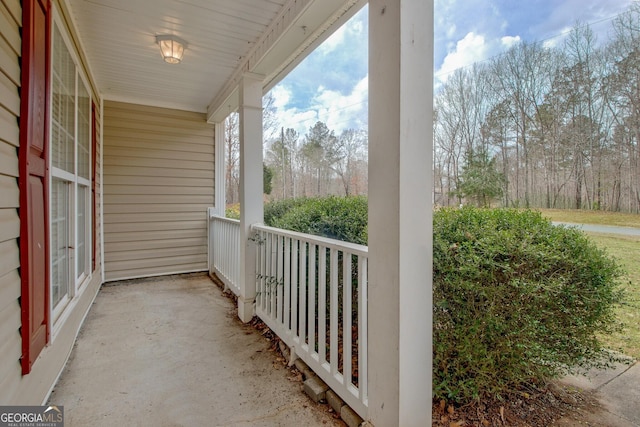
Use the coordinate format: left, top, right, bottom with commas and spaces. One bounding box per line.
251, 224, 368, 418
208, 211, 241, 296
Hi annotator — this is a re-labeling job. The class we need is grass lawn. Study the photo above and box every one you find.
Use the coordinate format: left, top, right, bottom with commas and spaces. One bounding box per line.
537, 209, 640, 358
586, 233, 640, 359
538, 208, 640, 228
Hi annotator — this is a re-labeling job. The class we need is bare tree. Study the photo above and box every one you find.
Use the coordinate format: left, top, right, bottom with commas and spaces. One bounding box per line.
225, 113, 240, 205
224, 92, 280, 206
431, 3, 640, 213
491, 41, 555, 208
435, 66, 491, 205
332, 129, 368, 196
265, 127, 300, 200
607, 4, 640, 212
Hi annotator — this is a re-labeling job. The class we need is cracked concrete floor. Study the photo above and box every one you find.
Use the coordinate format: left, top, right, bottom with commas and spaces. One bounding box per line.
48, 273, 343, 427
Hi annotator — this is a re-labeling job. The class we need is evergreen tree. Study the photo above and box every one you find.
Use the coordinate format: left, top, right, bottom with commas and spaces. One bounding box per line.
453, 150, 505, 207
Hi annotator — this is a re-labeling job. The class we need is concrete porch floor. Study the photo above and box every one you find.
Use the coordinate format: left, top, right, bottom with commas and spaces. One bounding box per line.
48, 273, 343, 426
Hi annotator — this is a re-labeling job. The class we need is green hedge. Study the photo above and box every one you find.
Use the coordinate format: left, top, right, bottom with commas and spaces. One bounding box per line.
264, 196, 368, 245
433, 207, 624, 402
264, 198, 625, 404
263, 197, 311, 227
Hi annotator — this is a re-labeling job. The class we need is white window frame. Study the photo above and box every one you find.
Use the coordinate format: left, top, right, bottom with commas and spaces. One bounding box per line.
75, 71, 92, 290
49, 9, 93, 329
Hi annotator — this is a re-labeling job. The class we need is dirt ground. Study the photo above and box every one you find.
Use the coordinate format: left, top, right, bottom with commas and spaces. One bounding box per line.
430, 384, 619, 427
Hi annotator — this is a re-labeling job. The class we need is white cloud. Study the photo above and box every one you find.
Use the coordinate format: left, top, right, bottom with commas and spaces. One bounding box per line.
501, 35, 521, 48
543, 38, 560, 49
269, 75, 369, 138
446, 24, 457, 39
317, 7, 366, 56
349, 18, 365, 37
270, 85, 291, 109
270, 99, 318, 137
436, 32, 488, 79
318, 24, 347, 54
436, 31, 528, 88
312, 75, 368, 132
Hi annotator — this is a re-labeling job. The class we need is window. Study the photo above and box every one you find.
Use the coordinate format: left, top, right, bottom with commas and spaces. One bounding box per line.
50, 19, 92, 322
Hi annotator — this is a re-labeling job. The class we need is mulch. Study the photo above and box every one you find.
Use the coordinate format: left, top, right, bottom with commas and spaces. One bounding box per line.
432, 382, 602, 426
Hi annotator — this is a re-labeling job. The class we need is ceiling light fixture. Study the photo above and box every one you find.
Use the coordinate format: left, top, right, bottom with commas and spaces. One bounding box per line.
155, 35, 188, 64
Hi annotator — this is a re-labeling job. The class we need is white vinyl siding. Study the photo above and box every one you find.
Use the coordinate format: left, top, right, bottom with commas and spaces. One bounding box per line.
103, 101, 214, 282
0, 0, 23, 405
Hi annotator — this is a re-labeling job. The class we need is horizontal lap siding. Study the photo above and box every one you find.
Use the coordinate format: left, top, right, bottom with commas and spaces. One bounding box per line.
103, 101, 214, 282
0, 0, 21, 404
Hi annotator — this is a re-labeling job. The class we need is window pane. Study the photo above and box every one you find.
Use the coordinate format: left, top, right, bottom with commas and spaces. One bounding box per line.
77, 82, 90, 180
77, 185, 87, 277
51, 25, 75, 173
50, 21, 95, 317
51, 178, 70, 309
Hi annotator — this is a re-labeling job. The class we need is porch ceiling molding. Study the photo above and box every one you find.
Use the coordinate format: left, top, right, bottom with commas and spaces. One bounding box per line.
206, 0, 364, 123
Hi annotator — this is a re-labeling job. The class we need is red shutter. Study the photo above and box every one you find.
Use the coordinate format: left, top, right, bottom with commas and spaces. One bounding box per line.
91, 102, 97, 271
19, 0, 51, 375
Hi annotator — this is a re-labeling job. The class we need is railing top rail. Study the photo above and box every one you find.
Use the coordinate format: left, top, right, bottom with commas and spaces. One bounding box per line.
252, 223, 369, 257
209, 213, 241, 225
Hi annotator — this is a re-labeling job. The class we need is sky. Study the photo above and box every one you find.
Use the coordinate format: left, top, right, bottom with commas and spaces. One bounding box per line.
267, 0, 635, 139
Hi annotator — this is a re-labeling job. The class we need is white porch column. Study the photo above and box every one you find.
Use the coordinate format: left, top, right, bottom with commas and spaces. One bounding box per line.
214, 122, 226, 217
238, 73, 264, 322
368, 1, 433, 426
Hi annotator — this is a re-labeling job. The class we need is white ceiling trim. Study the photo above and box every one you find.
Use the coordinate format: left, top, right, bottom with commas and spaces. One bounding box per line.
101, 93, 208, 114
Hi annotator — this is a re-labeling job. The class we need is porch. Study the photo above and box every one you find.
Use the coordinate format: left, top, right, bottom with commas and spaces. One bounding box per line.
49, 273, 343, 426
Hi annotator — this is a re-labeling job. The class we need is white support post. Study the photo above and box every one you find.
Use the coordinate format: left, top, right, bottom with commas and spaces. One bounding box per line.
368, 1, 433, 426
238, 73, 264, 323
214, 122, 226, 217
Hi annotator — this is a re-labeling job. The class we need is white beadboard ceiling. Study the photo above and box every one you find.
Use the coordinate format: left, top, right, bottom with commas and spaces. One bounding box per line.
67, 0, 363, 118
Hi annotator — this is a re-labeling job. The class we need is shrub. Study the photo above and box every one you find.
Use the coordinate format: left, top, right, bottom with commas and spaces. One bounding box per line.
263, 197, 310, 227
225, 203, 240, 220
265, 196, 368, 245
227, 198, 309, 222
433, 207, 625, 403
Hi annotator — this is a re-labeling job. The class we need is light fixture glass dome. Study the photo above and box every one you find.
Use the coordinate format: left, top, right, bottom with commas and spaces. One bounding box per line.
155, 35, 188, 64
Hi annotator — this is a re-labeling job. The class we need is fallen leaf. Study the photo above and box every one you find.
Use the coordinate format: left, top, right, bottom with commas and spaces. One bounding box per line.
448, 405, 455, 415
450, 422, 464, 427
440, 400, 446, 412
